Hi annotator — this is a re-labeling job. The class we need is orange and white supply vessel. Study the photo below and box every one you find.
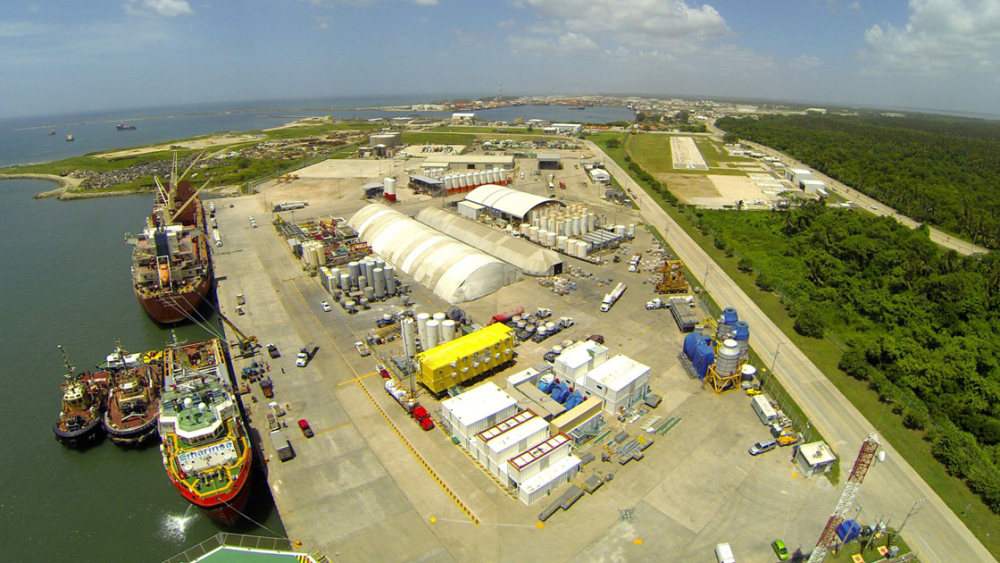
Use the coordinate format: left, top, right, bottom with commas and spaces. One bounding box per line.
158, 339, 252, 526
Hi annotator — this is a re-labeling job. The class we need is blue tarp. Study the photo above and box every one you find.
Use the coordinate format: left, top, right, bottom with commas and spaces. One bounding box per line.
683, 333, 711, 361
564, 391, 585, 410
538, 378, 554, 394
551, 382, 571, 404
837, 520, 862, 543
694, 342, 715, 380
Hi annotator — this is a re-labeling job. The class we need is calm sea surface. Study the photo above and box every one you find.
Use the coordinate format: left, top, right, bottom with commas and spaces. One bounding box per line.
0, 98, 633, 561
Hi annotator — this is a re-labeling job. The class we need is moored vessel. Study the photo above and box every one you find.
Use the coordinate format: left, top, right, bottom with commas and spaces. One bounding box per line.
158, 338, 253, 526
126, 153, 213, 324
66, 134, 74, 142
117, 123, 137, 131
103, 342, 163, 446
53, 346, 111, 447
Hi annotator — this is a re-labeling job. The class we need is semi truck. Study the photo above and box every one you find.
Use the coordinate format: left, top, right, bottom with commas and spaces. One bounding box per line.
600, 282, 627, 312
273, 200, 308, 212
295, 342, 318, 367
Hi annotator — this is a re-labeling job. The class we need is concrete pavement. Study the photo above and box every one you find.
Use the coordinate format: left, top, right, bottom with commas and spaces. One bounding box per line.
585, 138, 997, 563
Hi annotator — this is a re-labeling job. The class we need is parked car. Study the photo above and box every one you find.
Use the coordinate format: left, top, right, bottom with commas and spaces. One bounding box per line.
266, 343, 280, 358
377, 364, 390, 378
297, 419, 314, 438
354, 341, 370, 357
772, 539, 789, 561
321, 301, 331, 312
749, 439, 778, 456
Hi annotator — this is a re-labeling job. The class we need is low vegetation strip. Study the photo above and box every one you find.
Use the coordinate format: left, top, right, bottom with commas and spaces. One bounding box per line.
716, 113, 1000, 249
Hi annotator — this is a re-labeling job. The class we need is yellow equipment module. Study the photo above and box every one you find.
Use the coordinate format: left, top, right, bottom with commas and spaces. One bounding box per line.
415, 324, 515, 394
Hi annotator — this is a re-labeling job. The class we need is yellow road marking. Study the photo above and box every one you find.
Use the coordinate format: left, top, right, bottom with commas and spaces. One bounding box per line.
337, 372, 377, 386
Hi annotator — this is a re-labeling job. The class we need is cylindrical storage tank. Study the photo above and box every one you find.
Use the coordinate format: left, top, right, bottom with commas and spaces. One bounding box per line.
441, 320, 457, 342
364, 286, 375, 301
529, 226, 540, 242
375, 258, 385, 270
329, 268, 341, 286
490, 169, 499, 183
627, 224, 636, 237
402, 318, 417, 358
384, 178, 397, 202
580, 217, 589, 235
358, 275, 368, 290
340, 274, 351, 291
551, 345, 563, 356
565, 240, 576, 256
477, 171, 486, 185
385, 266, 397, 295
573, 216, 582, 236
732, 320, 750, 358
465, 173, 474, 187
517, 320, 527, 329
444, 176, 454, 190
546, 231, 556, 247
577, 242, 589, 258
417, 312, 430, 346
537, 230, 548, 246
716, 339, 741, 376
520, 223, 530, 236
511, 315, 522, 324
537, 326, 548, 338
432, 312, 446, 323
498, 169, 508, 184
359, 297, 369, 309
741, 364, 757, 381
373, 268, 386, 297
525, 324, 535, 334
316, 246, 327, 266
348, 261, 361, 286
557, 235, 568, 251
588, 213, 597, 231
366, 260, 377, 282
545, 322, 557, 332
344, 300, 356, 313
425, 320, 440, 350
457, 174, 467, 188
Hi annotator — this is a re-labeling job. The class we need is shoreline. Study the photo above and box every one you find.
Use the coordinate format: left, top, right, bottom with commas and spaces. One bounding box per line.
1, 174, 239, 200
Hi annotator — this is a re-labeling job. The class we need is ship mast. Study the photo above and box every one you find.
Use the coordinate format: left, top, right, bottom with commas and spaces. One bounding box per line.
58, 345, 75, 382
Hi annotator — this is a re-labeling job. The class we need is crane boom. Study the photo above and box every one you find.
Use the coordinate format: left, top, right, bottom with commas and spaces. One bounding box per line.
216, 310, 258, 357
808, 432, 881, 563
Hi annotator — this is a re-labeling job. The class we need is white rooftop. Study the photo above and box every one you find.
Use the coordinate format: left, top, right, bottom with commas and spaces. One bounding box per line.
788, 167, 813, 175
586, 355, 650, 392
518, 455, 581, 495
509, 433, 569, 470
477, 410, 537, 443
486, 417, 549, 454
800, 179, 826, 185
443, 382, 517, 427
798, 441, 837, 466
555, 340, 608, 371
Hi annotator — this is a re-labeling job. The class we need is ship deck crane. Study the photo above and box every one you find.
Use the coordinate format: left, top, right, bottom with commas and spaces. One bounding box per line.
807, 432, 881, 563
216, 310, 259, 357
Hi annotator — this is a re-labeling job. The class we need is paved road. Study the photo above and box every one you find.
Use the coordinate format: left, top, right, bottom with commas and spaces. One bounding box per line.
703, 122, 988, 256
584, 139, 996, 563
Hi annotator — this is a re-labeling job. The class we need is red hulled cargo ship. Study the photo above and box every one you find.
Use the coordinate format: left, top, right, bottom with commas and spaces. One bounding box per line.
126, 154, 213, 324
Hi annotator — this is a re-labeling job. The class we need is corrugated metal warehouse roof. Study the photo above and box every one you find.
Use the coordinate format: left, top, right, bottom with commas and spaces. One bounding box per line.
416, 207, 563, 276
348, 204, 522, 303
465, 184, 564, 220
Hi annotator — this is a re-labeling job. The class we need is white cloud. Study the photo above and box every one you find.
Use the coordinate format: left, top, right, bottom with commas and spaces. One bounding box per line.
510, 31, 598, 55
864, 0, 1000, 75
124, 0, 193, 17
790, 54, 823, 70
497, 18, 516, 29
314, 16, 332, 30
412, 0, 438, 5
847, 1, 863, 12
0, 21, 50, 38
523, 0, 730, 49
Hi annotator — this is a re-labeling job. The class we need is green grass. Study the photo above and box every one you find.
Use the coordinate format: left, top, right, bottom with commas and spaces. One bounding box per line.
400, 131, 476, 146
825, 530, 913, 563
627, 134, 748, 177
616, 153, 1000, 560
2, 149, 202, 176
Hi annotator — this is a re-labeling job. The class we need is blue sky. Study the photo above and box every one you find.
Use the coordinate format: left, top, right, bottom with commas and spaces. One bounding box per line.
2, 0, 999, 118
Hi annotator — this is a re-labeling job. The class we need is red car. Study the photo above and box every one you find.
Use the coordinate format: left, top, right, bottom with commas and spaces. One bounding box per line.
297, 419, 314, 438
377, 364, 390, 379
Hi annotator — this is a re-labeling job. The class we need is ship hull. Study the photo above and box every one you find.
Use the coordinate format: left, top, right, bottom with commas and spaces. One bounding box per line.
53, 417, 103, 448
169, 453, 254, 526
136, 272, 212, 324
103, 414, 158, 446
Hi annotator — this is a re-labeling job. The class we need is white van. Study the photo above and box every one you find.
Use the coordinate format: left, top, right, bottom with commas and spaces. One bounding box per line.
751, 395, 777, 426
715, 542, 735, 563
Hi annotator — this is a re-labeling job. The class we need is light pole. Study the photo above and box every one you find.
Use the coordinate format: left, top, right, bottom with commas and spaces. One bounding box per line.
770, 341, 785, 382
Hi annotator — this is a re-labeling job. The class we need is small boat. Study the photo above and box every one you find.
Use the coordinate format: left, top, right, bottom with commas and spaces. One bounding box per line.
117, 123, 137, 131
66, 134, 74, 142
48, 130, 56, 135
53, 345, 111, 447
103, 342, 162, 446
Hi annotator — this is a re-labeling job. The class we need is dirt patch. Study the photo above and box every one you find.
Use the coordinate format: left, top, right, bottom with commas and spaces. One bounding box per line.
656, 174, 719, 203
94, 135, 259, 159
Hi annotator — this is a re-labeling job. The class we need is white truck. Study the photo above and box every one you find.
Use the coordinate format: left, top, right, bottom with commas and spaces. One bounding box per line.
646, 298, 665, 310
600, 282, 627, 312
273, 200, 308, 212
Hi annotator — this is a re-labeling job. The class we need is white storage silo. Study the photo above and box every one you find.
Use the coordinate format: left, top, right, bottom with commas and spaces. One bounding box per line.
363, 286, 375, 301
741, 364, 757, 381
384, 177, 397, 202
384, 265, 396, 295
520, 223, 530, 236
499, 169, 508, 184
373, 268, 386, 298
488, 168, 498, 183
425, 320, 440, 350
557, 235, 568, 251
316, 245, 327, 266
441, 320, 457, 342
402, 318, 417, 358
716, 339, 741, 376
340, 274, 351, 291
577, 241, 589, 258
416, 313, 430, 346
444, 175, 454, 191
627, 224, 635, 237
456, 174, 466, 188
546, 231, 556, 247
615, 224, 627, 236
348, 261, 361, 286
588, 213, 597, 231
529, 226, 539, 242
432, 312, 446, 323
572, 216, 582, 236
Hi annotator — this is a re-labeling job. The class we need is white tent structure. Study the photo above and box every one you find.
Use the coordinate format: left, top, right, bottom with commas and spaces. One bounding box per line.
465, 184, 563, 222
416, 207, 564, 276
348, 204, 522, 303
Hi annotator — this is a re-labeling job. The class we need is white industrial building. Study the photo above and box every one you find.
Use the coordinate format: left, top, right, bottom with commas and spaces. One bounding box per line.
506, 433, 581, 505
420, 155, 514, 172
465, 184, 565, 222
785, 168, 815, 185
416, 207, 564, 276
440, 382, 518, 450
349, 204, 523, 303
480, 416, 550, 481
518, 455, 582, 505
795, 441, 837, 478
543, 123, 582, 135
553, 340, 609, 381
452, 112, 476, 123
800, 179, 827, 195
368, 132, 401, 148
589, 168, 612, 185
576, 354, 651, 414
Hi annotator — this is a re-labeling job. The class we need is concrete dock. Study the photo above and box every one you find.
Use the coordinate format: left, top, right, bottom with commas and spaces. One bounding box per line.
210, 156, 859, 563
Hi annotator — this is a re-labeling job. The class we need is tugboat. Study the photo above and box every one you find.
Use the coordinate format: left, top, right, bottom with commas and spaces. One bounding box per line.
103, 341, 163, 446
53, 345, 111, 447
117, 123, 137, 131
66, 134, 74, 142
158, 339, 253, 525
48, 130, 56, 135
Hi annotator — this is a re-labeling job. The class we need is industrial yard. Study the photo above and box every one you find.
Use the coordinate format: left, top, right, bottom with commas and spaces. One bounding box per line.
197, 136, 882, 563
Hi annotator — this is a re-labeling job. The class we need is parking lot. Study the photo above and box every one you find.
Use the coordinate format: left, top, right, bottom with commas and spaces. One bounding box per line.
211, 151, 847, 563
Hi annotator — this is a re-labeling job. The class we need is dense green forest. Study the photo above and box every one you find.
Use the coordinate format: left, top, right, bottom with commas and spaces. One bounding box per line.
716, 114, 1000, 248
694, 203, 1000, 512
